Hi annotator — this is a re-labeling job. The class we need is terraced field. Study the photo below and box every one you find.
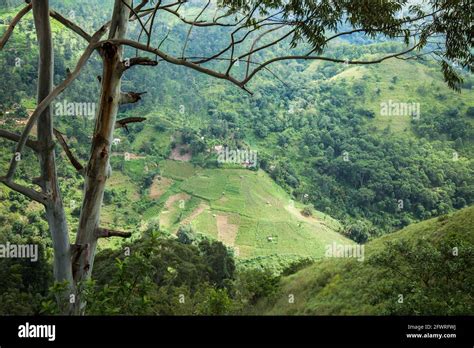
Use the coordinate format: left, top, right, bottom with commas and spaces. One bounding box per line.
152, 160, 351, 259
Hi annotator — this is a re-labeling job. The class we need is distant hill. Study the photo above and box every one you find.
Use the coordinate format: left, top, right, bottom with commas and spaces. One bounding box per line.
325, 54, 474, 140
254, 205, 474, 315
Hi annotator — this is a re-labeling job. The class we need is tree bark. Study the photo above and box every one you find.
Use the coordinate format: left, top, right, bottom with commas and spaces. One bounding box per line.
32, 0, 74, 313
72, 0, 132, 314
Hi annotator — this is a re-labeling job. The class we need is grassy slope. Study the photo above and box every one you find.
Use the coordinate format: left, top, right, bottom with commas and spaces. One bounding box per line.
153, 160, 350, 259
97, 156, 350, 261
254, 205, 474, 315
328, 57, 474, 135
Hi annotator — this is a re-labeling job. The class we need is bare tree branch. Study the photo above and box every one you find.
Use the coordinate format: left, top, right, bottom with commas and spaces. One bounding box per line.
119, 91, 147, 104
181, 0, 210, 58
103, 38, 422, 91
241, 43, 422, 85
53, 128, 84, 173
236, 28, 296, 64
0, 129, 40, 152
121, 57, 158, 71
0, 176, 48, 204
50, 10, 92, 42
115, 116, 147, 130
144, 0, 162, 48
159, 6, 238, 27
129, 0, 149, 20
121, 0, 150, 42
96, 227, 132, 239
244, 25, 285, 77
191, 12, 286, 65
105, 38, 245, 88
0, 2, 32, 50
5, 24, 109, 181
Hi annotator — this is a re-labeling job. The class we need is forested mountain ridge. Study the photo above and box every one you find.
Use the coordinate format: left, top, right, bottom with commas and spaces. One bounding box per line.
0, 0, 473, 316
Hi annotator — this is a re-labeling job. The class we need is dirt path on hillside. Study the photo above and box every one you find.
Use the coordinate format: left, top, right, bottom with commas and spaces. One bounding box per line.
285, 204, 319, 225
160, 193, 191, 228
149, 176, 173, 199
216, 215, 239, 247
173, 203, 209, 234
285, 204, 336, 231
164, 193, 190, 209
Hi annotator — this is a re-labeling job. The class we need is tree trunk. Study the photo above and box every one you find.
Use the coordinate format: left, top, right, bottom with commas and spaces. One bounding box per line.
32, 0, 74, 313
71, 0, 132, 314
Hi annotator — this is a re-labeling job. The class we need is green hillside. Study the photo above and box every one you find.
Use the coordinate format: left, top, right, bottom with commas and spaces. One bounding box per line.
329, 56, 474, 138
254, 205, 474, 315
105, 159, 350, 260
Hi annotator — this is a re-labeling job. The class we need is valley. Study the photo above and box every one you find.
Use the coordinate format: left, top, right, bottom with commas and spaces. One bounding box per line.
0, 0, 472, 317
